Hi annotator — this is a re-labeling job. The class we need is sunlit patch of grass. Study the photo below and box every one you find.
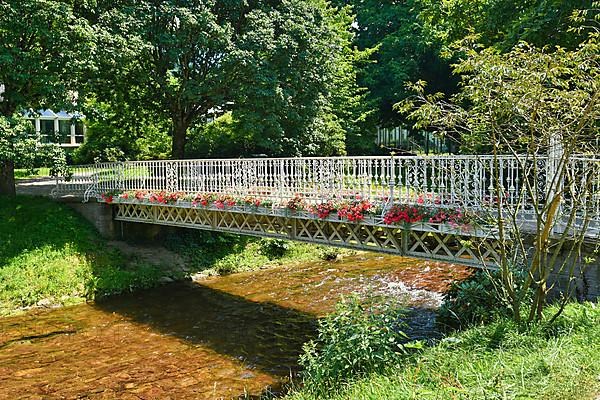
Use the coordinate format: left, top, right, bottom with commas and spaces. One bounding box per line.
0, 196, 164, 315
287, 302, 600, 400
14, 167, 51, 180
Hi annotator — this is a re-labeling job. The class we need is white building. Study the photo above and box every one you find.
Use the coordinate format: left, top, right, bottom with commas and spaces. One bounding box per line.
1, 85, 86, 148
24, 109, 86, 148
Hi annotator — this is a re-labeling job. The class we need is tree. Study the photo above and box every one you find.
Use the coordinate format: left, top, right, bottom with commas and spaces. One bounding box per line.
419, 0, 593, 54
233, 0, 367, 156
104, 0, 239, 159
332, 0, 457, 126
95, 0, 364, 159
0, 0, 93, 195
398, 31, 599, 323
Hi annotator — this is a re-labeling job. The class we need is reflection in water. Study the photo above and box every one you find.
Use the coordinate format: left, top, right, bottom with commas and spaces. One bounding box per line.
0, 255, 472, 399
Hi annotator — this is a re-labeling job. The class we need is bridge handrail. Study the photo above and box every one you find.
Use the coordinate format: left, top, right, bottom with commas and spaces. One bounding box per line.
53, 155, 600, 227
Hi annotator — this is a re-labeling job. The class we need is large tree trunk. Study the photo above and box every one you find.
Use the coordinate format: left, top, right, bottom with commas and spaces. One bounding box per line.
171, 117, 189, 160
0, 160, 16, 197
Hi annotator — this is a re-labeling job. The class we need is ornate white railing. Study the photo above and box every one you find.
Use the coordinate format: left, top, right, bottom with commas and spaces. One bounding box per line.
52, 155, 600, 226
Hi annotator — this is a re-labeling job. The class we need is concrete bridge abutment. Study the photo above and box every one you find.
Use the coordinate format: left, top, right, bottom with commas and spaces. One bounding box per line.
62, 199, 162, 242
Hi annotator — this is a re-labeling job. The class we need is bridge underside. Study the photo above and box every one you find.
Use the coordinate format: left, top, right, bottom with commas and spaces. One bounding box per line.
113, 203, 502, 267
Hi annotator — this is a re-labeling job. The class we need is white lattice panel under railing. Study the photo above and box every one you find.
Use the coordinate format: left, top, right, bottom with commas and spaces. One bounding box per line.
114, 202, 502, 267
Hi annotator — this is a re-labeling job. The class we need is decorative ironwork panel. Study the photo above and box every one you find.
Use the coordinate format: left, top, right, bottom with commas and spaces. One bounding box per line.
113, 203, 503, 267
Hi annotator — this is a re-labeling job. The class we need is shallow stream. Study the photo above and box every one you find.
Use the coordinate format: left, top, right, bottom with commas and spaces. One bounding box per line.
0, 254, 471, 399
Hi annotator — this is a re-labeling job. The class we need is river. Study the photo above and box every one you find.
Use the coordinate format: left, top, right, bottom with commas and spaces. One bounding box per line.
0, 254, 472, 399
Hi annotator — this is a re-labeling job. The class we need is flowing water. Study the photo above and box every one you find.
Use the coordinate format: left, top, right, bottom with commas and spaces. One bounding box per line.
0, 254, 472, 399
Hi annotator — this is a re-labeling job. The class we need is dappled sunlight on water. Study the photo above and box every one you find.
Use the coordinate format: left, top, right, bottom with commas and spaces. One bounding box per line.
0, 254, 472, 399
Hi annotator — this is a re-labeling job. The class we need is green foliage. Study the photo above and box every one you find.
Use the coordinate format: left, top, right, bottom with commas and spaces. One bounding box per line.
438, 270, 516, 329
0, 196, 164, 315
259, 239, 291, 260
164, 229, 329, 277
14, 167, 51, 180
92, 263, 164, 297
299, 296, 414, 396
186, 113, 251, 158
74, 99, 171, 163
333, 0, 456, 125
399, 34, 600, 153
0, 115, 38, 168
288, 302, 600, 400
91, 0, 363, 158
0, 0, 93, 118
419, 0, 593, 55
318, 246, 341, 261
231, 0, 365, 156
398, 30, 599, 323
0, 0, 92, 193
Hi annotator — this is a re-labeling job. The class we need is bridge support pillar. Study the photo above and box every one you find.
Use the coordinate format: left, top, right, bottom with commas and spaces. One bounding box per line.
65, 200, 117, 239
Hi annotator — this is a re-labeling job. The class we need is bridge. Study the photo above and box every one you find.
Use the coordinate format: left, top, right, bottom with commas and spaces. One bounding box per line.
52, 154, 599, 270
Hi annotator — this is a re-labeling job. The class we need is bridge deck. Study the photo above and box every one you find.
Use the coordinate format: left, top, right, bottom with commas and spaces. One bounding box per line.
52, 154, 599, 267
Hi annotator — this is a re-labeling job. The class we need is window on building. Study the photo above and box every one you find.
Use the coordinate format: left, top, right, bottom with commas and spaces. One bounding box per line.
58, 120, 71, 144
40, 120, 55, 143
75, 121, 85, 144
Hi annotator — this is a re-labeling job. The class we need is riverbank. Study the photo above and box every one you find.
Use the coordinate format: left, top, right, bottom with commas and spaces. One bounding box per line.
286, 301, 600, 400
0, 195, 334, 316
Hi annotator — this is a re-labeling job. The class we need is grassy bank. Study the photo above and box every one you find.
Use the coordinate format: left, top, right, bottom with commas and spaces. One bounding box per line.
287, 302, 600, 400
164, 229, 343, 278
0, 195, 339, 315
0, 195, 168, 315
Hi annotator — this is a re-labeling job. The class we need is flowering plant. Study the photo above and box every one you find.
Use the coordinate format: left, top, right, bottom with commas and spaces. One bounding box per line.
337, 199, 373, 222
429, 209, 470, 228
415, 193, 442, 205
101, 190, 477, 231
100, 189, 123, 204
147, 191, 182, 204
310, 201, 336, 219
134, 190, 147, 201
213, 194, 236, 209
383, 205, 427, 224
238, 196, 273, 209
192, 193, 216, 207
285, 194, 305, 212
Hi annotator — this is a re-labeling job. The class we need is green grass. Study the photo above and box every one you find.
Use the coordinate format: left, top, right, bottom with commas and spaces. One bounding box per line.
14, 167, 51, 180
164, 230, 346, 277
286, 302, 600, 400
0, 195, 164, 315
0, 195, 341, 315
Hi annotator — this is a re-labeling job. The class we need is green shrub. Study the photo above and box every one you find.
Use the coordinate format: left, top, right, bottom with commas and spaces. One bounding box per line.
287, 303, 600, 400
92, 263, 165, 297
437, 270, 506, 329
437, 268, 533, 330
318, 246, 340, 261
299, 296, 417, 396
259, 238, 291, 259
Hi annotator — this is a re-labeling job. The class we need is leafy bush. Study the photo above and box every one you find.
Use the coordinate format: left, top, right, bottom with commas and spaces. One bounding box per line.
186, 112, 254, 158
73, 99, 171, 164
318, 246, 340, 261
437, 269, 530, 330
287, 303, 600, 400
299, 296, 416, 396
259, 238, 291, 259
92, 263, 165, 297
